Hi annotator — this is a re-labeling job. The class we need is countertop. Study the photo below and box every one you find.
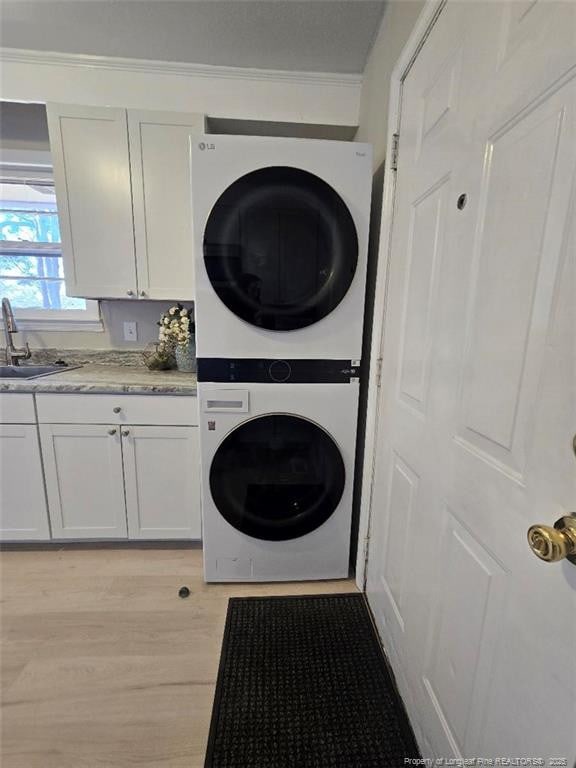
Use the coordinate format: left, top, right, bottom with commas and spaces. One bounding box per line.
0, 351, 197, 396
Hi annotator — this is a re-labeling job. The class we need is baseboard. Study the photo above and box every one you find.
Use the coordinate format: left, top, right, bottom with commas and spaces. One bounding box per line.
0, 539, 203, 551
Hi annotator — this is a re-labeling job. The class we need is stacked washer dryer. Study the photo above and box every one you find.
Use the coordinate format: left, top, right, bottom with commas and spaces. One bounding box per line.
191, 135, 372, 581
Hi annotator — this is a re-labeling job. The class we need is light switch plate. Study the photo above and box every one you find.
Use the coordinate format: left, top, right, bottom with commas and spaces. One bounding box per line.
123, 321, 138, 342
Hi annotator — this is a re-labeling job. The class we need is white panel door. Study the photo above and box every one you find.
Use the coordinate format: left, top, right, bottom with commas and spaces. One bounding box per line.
0, 425, 50, 540
122, 425, 201, 539
47, 103, 137, 299
40, 424, 128, 539
128, 110, 204, 300
366, 1, 576, 761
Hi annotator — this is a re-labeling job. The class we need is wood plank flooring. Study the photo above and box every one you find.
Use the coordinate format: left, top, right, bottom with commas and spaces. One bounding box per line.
0, 548, 355, 767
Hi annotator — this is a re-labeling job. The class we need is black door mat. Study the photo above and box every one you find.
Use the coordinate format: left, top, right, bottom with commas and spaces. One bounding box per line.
205, 593, 421, 767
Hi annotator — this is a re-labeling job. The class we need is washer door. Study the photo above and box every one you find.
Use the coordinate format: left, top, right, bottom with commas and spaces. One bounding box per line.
209, 414, 345, 541
203, 167, 358, 331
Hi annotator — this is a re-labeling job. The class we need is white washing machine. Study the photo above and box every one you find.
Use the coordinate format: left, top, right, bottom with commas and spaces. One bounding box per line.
191, 135, 372, 361
199, 359, 360, 582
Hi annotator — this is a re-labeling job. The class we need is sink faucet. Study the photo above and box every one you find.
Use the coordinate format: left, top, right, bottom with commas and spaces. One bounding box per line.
2, 298, 31, 366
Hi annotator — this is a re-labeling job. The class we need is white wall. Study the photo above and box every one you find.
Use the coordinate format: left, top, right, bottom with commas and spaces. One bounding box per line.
350, 0, 424, 564
0, 50, 360, 127
0, 50, 361, 352
0, 3, 421, 355
356, 0, 425, 169
354, 0, 425, 369
15, 300, 187, 352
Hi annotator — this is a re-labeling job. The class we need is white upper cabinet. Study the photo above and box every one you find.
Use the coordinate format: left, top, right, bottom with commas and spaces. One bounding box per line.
128, 110, 203, 300
47, 104, 204, 301
47, 104, 137, 299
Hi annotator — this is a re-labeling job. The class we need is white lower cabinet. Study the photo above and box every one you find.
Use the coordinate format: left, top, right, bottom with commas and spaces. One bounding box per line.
122, 426, 201, 539
0, 424, 51, 540
40, 424, 128, 539
37, 398, 201, 541
0, 394, 200, 542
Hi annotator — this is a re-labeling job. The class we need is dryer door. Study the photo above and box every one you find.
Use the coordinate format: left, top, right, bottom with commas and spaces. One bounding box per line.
210, 414, 345, 540
203, 167, 358, 331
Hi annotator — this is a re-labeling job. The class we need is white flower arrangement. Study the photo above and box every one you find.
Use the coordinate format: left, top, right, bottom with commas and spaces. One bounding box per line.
157, 304, 195, 348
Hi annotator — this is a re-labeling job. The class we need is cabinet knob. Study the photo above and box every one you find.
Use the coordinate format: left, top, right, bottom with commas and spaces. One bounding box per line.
113, 406, 122, 414
121, 429, 130, 437
108, 428, 117, 436
139, 290, 147, 297
126, 290, 134, 297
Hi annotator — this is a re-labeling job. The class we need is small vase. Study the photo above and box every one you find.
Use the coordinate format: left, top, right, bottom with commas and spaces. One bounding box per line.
175, 337, 196, 373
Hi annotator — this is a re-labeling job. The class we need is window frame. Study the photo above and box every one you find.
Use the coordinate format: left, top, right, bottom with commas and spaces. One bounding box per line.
0, 162, 102, 332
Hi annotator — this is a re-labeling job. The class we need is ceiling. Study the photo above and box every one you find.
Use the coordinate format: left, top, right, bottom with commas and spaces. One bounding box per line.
0, 0, 386, 74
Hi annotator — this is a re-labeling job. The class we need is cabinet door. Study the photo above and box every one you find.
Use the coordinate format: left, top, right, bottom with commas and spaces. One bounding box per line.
128, 110, 204, 300
122, 425, 201, 539
47, 104, 137, 299
0, 425, 50, 541
40, 424, 127, 539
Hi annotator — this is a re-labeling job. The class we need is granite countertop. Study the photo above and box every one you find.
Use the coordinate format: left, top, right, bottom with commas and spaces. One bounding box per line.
0, 350, 197, 396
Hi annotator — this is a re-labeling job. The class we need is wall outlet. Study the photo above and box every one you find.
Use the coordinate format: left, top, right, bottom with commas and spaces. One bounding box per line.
123, 321, 138, 342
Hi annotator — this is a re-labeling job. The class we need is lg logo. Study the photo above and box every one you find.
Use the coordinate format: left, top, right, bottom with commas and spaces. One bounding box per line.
199, 142, 216, 151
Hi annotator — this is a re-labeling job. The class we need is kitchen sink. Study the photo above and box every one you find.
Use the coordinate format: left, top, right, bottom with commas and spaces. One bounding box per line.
0, 364, 74, 379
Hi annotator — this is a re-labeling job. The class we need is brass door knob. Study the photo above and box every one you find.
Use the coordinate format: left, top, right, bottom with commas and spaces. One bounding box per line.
527, 515, 576, 564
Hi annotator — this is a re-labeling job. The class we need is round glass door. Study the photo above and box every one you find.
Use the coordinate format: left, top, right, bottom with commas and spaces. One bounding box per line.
203, 167, 358, 331
210, 415, 345, 541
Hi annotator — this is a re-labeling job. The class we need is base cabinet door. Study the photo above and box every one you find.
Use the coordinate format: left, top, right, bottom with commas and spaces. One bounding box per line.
122, 426, 201, 539
40, 424, 128, 539
0, 425, 50, 540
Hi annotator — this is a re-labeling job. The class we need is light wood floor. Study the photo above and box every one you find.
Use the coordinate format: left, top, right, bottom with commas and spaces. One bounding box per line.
0, 547, 355, 768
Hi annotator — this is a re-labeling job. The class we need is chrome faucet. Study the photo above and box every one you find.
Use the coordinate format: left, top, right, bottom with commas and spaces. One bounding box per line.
2, 298, 31, 366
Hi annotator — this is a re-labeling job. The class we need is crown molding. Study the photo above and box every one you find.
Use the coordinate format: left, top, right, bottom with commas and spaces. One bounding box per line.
0, 47, 362, 90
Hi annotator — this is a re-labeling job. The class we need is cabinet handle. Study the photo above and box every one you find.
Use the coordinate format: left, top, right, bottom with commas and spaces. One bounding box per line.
113, 406, 122, 414
126, 290, 134, 297
122, 429, 130, 437
108, 428, 117, 436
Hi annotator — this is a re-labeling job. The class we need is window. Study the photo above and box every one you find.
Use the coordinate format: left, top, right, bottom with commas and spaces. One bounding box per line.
0, 167, 100, 329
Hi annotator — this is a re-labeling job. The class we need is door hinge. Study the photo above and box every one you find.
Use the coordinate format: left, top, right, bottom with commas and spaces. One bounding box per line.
376, 357, 383, 387
390, 133, 400, 171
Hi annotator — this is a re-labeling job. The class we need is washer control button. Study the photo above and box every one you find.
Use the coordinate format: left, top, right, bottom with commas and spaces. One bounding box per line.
269, 360, 291, 382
